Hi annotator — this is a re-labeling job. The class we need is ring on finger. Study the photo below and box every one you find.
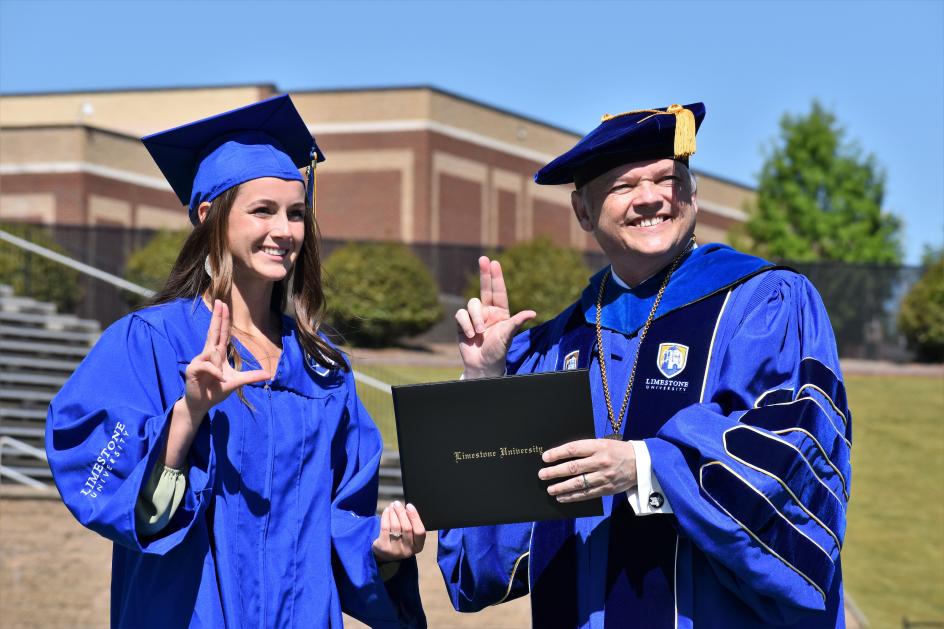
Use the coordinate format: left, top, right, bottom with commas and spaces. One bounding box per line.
389, 531, 403, 540
581, 473, 590, 490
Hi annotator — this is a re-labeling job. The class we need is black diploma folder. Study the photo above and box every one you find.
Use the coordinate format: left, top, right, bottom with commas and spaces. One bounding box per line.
392, 369, 603, 530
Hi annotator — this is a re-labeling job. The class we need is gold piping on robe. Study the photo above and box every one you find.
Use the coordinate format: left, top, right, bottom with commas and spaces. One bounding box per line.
699, 461, 828, 603
723, 426, 843, 552
494, 551, 530, 606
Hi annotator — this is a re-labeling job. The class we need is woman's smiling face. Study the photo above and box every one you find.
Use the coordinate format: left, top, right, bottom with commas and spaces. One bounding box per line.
225, 176, 307, 286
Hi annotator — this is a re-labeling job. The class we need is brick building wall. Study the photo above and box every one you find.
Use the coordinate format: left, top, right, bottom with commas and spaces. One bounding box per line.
0, 84, 754, 251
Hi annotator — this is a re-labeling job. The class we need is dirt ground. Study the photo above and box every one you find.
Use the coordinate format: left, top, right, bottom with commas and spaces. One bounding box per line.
0, 489, 530, 629
0, 489, 871, 629
2, 347, 915, 627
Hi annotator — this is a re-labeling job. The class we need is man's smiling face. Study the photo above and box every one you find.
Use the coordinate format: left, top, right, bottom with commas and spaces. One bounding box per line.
572, 158, 698, 284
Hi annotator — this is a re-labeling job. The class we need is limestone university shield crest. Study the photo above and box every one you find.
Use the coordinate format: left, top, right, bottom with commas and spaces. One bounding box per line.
656, 343, 689, 379
563, 350, 579, 371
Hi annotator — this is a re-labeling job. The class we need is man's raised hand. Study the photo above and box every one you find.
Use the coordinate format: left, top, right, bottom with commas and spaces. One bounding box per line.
455, 256, 536, 378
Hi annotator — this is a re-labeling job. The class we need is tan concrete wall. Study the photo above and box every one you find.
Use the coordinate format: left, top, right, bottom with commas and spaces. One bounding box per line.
83, 127, 163, 177
0, 127, 86, 163
88, 194, 132, 227
0, 86, 273, 136
0, 126, 166, 182
695, 222, 729, 245
0, 192, 57, 224
694, 172, 755, 214
428, 90, 578, 157
293, 89, 433, 124
0, 85, 751, 248
2, 85, 580, 162
137, 204, 190, 230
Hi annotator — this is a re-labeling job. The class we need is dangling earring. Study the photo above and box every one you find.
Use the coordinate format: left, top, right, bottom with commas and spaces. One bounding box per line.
204, 255, 212, 277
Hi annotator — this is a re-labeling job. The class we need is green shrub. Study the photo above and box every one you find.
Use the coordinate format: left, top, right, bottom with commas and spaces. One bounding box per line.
898, 254, 944, 362
0, 222, 82, 312
324, 242, 442, 346
465, 237, 590, 327
124, 230, 188, 303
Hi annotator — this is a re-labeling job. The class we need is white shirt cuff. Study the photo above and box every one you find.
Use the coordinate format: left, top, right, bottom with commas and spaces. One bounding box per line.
459, 368, 506, 380
626, 440, 673, 515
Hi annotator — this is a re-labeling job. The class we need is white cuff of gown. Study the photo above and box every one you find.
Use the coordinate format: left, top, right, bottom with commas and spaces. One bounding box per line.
626, 440, 673, 515
459, 368, 507, 380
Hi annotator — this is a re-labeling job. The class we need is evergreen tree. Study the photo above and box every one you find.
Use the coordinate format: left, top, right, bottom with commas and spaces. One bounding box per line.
744, 101, 902, 263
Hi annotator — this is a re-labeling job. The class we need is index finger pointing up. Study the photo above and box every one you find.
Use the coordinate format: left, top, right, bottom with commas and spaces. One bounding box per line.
479, 256, 493, 307
205, 299, 222, 352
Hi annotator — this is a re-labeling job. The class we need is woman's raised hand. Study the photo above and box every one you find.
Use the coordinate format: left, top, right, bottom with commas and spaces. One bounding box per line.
455, 256, 536, 378
183, 300, 270, 417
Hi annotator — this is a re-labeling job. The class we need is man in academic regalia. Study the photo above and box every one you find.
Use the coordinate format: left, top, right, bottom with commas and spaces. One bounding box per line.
438, 103, 850, 628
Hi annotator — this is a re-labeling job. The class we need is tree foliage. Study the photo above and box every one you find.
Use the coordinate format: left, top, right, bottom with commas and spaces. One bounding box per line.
0, 222, 82, 312
744, 101, 902, 264
898, 252, 944, 362
324, 242, 442, 346
124, 230, 189, 303
465, 237, 590, 327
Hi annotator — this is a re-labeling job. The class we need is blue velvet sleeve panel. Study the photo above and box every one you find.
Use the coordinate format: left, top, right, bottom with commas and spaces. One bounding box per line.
647, 271, 851, 625
45, 314, 215, 555
330, 366, 426, 628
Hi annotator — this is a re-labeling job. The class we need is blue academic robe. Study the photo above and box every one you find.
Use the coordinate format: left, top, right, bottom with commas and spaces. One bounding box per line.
46, 297, 425, 628
438, 244, 850, 628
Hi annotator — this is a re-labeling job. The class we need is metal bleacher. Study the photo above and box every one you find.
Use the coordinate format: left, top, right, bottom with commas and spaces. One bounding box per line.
0, 280, 404, 501
0, 283, 101, 489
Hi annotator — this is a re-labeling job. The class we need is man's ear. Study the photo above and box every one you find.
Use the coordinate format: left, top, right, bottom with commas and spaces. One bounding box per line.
197, 202, 212, 224
571, 189, 594, 233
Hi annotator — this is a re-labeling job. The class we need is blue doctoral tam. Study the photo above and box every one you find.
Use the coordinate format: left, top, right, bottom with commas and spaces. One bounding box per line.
141, 94, 325, 223
535, 102, 706, 188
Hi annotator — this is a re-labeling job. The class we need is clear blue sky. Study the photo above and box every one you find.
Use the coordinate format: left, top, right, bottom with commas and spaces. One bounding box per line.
2, 0, 941, 264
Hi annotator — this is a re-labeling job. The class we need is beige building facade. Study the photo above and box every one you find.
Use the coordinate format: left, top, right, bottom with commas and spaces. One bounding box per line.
0, 84, 754, 250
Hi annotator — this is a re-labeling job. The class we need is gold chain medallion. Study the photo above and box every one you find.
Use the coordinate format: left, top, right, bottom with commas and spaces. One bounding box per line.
595, 236, 695, 439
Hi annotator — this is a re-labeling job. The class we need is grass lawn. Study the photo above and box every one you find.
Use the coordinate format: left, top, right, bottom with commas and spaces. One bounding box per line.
842, 375, 944, 628
353, 364, 461, 449
354, 364, 944, 627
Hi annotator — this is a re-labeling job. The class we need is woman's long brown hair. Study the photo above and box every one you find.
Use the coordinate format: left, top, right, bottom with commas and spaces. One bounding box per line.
150, 184, 348, 372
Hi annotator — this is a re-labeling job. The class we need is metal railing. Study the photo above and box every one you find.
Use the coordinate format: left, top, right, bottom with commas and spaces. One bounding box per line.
0, 228, 154, 298
0, 436, 52, 490
0, 228, 400, 493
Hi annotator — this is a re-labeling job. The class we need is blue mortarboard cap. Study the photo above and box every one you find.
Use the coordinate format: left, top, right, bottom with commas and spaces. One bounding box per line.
535, 103, 705, 188
141, 94, 325, 224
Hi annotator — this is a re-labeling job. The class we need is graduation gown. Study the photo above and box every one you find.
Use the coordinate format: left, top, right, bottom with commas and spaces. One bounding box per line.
46, 297, 425, 628
437, 244, 850, 628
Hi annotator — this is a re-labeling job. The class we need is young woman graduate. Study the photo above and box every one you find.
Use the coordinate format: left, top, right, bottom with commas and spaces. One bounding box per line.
45, 95, 427, 628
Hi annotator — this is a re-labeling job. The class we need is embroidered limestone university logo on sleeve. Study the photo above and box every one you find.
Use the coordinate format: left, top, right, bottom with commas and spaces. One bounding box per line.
656, 343, 689, 379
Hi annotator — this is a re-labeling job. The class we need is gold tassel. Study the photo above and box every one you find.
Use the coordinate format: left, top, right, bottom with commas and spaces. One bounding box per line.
311, 153, 318, 218
667, 104, 696, 158
600, 104, 697, 158
306, 150, 318, 218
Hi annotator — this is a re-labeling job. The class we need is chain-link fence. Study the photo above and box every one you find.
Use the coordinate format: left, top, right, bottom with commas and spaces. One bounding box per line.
0, 223, 927, 361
